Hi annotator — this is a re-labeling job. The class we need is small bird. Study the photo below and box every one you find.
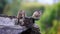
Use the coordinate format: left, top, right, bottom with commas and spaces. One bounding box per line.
17, 10, 26, 19
32, 10, 42, 19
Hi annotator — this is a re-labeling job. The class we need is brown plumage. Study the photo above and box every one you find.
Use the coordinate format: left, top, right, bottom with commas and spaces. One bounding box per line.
16, 10, 41, 34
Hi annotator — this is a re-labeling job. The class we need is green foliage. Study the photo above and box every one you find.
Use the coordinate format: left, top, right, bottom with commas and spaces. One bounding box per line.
0, 0, 7, 14
3, 0, 21, 16
36, 2, 60, 34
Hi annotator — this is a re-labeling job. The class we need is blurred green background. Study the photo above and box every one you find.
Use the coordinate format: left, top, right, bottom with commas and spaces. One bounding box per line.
0, 0, 60, 34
